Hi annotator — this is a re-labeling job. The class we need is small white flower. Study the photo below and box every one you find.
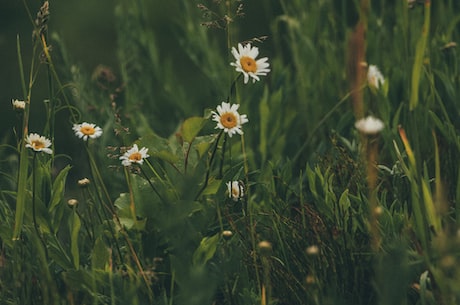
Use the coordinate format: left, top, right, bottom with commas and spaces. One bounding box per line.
73, 122, 103, 141
25, 133, 53, 154
212, 102, 248, 137
226, 180, 244, 201
355, 116, 384, 135
12, 99, 26, 110
230, 43, 270, 84
78, 178, 91, 187
367, 65, 385, 90
119, 144, 150, 166
67, 199, 78, 207
306, 245, 320, 256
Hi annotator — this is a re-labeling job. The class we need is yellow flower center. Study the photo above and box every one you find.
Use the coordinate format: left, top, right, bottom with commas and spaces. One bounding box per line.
232, 187, 239, 197
80, 126, 95, 135
32, 140, 45, 150
240, 56, 257, 73
220, 112, 238, 129
129, 152, 142, 162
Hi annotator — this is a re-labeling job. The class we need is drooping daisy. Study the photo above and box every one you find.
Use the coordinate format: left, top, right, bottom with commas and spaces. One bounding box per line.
367, 65, 385, 90
230, 43, 270, 84
12, 99, 26, 110
355, 116, 384, 135
25, 133, 53, 154
226, 180, 244, 202
120, 144, 150, 166
212, 102, 248, 137
73, 122, 103, 141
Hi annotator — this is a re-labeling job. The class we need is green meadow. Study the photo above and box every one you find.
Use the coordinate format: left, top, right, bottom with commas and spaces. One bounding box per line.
1, 1, 459, 304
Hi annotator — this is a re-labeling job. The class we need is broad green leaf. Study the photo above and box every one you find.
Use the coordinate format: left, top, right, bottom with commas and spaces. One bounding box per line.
201, 178, 221, 196
69, 209, 81, 269
92, 237, 111, 270
49, 165, 72, 212
114, 193, 135, 230
194, 135, 215, 159
48, 235, 74, 270
339, 189, 351, 211
181, 116, 206, 143
114, 191, 147, 231
192, 233, 219, 266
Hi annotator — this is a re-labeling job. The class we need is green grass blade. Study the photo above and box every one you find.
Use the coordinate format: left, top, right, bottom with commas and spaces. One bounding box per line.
13, 146, 28, 240
12, 36, 29, 240
70, 209, 81, 269
409, 1, 431, 110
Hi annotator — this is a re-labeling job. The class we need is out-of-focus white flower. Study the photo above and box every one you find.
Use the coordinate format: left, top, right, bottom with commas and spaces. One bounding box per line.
12, 99, 26, 110
355, 116, 384, 135
367, 65, 385, 90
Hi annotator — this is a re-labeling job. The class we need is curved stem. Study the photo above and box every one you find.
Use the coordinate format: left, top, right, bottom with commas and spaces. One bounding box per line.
139, 165, 166, 204
219, 133, 228, 179
227, 74, 242, 103
195, 131, 224, 201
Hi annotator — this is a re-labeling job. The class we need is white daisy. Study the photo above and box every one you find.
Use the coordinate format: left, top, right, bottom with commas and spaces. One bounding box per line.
25, 133, 53, 154
120, 144, 150, 166
226, 180, 244, 201
12, 99, 26, 110
355, 116, 384, 135
73, 122, 103, 141
367, 65, 385, 90
230, 43, 270, 84
212, 102, 248, 137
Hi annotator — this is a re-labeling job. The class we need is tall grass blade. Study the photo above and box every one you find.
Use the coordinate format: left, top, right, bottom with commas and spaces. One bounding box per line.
409, 0, 431, 110
13, 36, 29, 240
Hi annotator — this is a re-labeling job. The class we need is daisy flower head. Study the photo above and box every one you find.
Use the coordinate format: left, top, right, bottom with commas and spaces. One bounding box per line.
25, 133, 53, 154
12, 99, 26, 111
120, 144, 150, 166
355, 115, 384, 135
212, 102, 248, 137
367, 65, 385, 90
73, 122, 103, 141
230, 43, 270, 84
226, 180, 244, 202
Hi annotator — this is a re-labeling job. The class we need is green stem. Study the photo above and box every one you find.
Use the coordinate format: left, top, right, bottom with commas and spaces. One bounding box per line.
195, 130, 223, 201
32, 153, 39, 236
219, 133, 228, 179
139, 165, 166, 204
32, 153, 49, 258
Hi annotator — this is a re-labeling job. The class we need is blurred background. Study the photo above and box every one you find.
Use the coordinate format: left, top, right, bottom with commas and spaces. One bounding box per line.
1, 0, 117, 142
0, 0, 284, 141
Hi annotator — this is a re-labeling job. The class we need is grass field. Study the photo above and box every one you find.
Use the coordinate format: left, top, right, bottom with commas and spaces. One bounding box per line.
1, 0, 459, 304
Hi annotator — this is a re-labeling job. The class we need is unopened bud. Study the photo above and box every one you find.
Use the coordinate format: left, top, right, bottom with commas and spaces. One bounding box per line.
222, 230, 233, 239
258, 241, 272, 255
306, 245, 320, 256
78, 178, 90, 187
67, 199, 78, 207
